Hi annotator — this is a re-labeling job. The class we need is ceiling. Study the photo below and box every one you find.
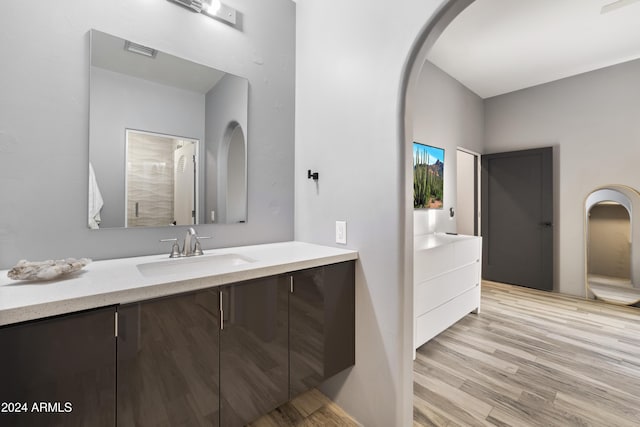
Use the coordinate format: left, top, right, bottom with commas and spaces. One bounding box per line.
427, 0, 640, 98
91, 30, 226, 94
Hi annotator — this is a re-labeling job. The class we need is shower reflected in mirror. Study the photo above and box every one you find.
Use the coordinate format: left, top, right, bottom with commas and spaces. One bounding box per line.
125, 130, 199, 227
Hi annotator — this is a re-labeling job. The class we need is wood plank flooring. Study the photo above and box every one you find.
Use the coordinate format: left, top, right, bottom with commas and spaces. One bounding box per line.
249, 388, 360, 426
414, 281, 640, 426
252, 281, 640, 426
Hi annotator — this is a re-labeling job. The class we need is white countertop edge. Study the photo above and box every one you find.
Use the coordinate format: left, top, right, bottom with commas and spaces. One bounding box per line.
0, 241, 358, 326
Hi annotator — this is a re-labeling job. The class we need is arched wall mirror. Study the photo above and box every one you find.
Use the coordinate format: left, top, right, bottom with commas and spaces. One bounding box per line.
584, 185, 640, 305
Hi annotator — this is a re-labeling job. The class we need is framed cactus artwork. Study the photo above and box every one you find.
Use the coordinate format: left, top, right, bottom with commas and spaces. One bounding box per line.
413, 142, 444, 209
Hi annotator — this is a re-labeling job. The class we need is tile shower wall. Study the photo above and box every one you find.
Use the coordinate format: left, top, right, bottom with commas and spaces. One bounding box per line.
126, 134, 175, 228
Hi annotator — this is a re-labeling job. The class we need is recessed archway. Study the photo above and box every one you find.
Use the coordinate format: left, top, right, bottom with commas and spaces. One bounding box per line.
217, 121, 247, 224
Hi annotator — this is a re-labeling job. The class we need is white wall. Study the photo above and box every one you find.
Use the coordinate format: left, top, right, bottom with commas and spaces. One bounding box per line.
484, 58, 640, 296
90, 67, 205, 228
295, 1, 446, 426
0, 0, 294, 268
413, 61, 484, 235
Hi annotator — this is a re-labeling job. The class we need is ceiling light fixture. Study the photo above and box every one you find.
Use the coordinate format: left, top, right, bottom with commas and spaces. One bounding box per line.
124, 40, 158, 58
167, 0, 237, 26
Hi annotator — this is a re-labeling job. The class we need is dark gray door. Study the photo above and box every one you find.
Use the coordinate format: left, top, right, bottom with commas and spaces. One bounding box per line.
481, 147, 553, 291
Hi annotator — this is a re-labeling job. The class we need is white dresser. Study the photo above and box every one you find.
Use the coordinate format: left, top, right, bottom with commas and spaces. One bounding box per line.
414, 233, 482, 358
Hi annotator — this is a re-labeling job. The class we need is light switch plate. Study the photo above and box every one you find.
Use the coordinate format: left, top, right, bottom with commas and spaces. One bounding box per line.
336, 220, 347, 244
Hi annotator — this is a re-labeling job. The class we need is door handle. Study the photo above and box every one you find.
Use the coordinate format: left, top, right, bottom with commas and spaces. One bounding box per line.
219, 291, 224, 330
541, 222, 553, 228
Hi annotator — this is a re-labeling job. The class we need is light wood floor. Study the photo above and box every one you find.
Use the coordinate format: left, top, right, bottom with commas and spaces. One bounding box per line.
249, 388, 360, 426
253, 281, 640, 426
414, 281, 640, 426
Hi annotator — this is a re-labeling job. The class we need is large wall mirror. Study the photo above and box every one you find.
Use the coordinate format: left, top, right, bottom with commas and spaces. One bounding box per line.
88, 29, 248, 229
584, 185, 640, 305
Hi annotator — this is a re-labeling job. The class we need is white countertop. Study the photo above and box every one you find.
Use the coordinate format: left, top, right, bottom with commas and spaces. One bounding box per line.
414, 233, 478, 252
0, 241, 358, 326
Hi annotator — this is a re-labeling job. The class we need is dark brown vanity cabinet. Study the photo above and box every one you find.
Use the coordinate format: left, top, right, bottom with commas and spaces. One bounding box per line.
289, 261, 355, 397
0, 260, 355, 427
0, 306, 117, 427
218, 261, 355, 426
116, 289, 220, 427
219, 275, 290, 427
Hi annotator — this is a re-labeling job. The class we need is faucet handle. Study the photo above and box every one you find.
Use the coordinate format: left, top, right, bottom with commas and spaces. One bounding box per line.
160, 238, 181, 258
193, 236, 211, 256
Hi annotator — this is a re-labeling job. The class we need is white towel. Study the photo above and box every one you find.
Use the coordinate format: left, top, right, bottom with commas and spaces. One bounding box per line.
88, 162, 104, 229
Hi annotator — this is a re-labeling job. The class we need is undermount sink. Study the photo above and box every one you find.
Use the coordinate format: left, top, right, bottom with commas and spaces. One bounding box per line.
137, 253, 256, 278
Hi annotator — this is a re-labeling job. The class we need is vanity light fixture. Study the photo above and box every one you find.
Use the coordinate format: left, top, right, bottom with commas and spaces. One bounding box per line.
167, 0, 237, 26
203, 0, 221, 14
168, 0, 204, 13
601, 0, 640, 14
124, 40, 157, 58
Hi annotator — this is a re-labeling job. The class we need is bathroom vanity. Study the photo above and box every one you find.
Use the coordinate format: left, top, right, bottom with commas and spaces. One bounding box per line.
0, 242, 357, 427
414, 233, 482, 358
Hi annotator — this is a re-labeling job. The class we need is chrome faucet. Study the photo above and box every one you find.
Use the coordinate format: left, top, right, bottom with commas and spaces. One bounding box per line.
182, 227, 198, 257
160, 227, 211, 258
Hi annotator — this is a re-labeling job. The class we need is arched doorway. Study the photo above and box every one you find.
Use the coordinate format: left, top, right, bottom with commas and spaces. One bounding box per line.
399, 1, 474, 425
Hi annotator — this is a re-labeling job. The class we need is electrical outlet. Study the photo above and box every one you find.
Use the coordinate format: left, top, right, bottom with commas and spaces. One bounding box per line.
335, 221, 347, 244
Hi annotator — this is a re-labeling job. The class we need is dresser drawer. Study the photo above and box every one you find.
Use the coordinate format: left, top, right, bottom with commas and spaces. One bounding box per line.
415, 284, 480, 349
453, 237, 481, 267
414, 244, 453, 282
414, 237, 480, 283
414, 261, 479, 316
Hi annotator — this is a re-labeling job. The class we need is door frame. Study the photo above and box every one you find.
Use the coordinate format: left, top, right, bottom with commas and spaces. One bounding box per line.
481, 147, 553, 291
456, 147, 481, 236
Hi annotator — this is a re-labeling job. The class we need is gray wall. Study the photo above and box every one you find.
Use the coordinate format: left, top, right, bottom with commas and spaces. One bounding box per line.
413, 61, 484, 235
0, 0, 295, 268
484, 57, 640, 296
295, 1, 445, 426
90, 66, 205, 228
204, 73, 248, 224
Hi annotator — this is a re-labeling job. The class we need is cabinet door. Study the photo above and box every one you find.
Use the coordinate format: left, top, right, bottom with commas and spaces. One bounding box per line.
0, 306, 116, 427
290, 261, 355, 397
219, 276, 289, 427
117, 289, 219, 427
